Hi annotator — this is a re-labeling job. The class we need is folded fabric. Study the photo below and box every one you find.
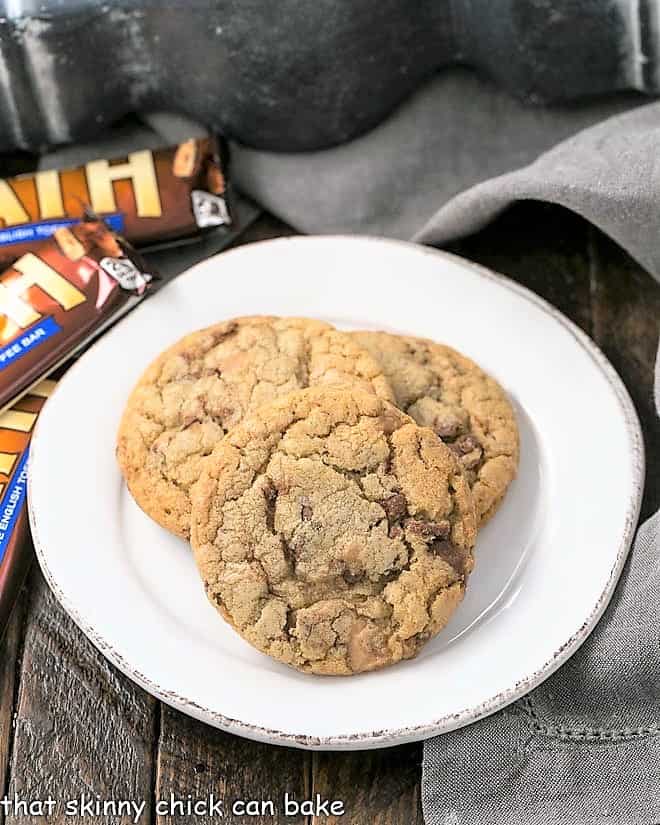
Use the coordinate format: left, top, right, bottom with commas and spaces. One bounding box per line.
228, 69, 640, 241
411, 87, 660, 825
423, 504, 660, 825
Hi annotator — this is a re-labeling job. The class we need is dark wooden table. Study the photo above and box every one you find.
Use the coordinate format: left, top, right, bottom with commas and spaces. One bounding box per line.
0, 203, 658, 824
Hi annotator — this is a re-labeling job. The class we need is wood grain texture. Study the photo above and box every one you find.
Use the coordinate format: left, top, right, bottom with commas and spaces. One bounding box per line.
311, 745, 424, 825
233, 213, 295, 248
6, 569, 157, 824
449, 201, 594, 337
155, 705, 309, 824
0, 597, 25, 825
587, 228, 660, 519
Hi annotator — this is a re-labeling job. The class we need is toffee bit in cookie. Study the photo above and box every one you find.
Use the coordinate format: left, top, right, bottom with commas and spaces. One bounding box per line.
429, 539, 468, 577
451, 434, 484, 470
434, 415, 462, 439
263, 482, 278, 532
379, 412, 400, 435
300, 498, 313, 521
405, 519, 451, 541
285, 610, 297, 634
452, 434, 482, 455
388, 524, 404, 540
342, 569, 364, 585
379, 567, 401, 584
461, 452, 482, 471
381, 493, 407, 523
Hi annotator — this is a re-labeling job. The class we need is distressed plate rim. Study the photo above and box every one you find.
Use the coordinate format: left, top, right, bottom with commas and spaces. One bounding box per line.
28, 236, 644, 750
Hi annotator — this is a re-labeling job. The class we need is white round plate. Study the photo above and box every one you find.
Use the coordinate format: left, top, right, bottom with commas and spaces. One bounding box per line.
28, 236, 644, 750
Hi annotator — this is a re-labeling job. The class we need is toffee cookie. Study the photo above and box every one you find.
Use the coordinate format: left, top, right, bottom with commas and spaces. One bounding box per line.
352, 332, 519, 524
191, 387, 477, 675
117, 316, 394, 538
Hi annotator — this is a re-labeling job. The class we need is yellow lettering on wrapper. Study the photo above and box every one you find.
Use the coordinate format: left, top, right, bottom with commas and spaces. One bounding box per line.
0, 453, 16, 475
34, 170, 65, 219
0, 253, 86, 328
29, 379, 57, 398
0, 411, 37, 433
0, 284, 39, 328
86, 150, 162, 217
0, 180, 29, 226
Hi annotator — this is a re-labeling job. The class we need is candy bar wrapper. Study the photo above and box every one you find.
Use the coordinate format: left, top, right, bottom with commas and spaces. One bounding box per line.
0, 137, 231, 266
0, 379, 55, 636
0, 220, 156, 413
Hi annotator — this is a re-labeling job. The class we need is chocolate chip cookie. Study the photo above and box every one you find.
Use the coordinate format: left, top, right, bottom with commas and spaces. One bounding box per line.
352, 332, 519, 524
191, 387, 477, 675
117, 316, 394, 538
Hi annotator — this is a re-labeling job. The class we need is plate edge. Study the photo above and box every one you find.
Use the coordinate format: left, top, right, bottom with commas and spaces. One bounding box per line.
27, 237, 646, 750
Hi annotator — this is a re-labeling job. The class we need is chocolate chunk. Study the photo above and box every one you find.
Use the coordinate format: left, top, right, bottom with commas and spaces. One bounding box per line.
434, 415, 461, 439
263, 481, 277, 503
263, 482, 278, 531
300, 495, 313, 521
405, 519, 451, 541
429, 539, 467, 576
379, 568, 400, 584
452, 434, 482, 455
381, 493, 407, 523
285, 609, 297, 634
343, 569, 363, 585
462, 453, 482, 470
379, 412, 400, 435
451, 434, 483, 469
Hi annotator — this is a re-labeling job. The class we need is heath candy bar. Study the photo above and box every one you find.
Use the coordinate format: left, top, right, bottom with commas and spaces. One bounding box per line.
0, 219, 156, 412
0, 136, 231, 266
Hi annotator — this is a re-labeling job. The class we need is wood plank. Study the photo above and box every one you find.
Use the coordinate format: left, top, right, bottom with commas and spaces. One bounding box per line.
587, 228, 660, 519
5, 568, 157, 824
449, 201, 593, 336
0, 595, 26, 825
234, 213, 295, 247
311, 744, 424, 825
155, 705, 309, 824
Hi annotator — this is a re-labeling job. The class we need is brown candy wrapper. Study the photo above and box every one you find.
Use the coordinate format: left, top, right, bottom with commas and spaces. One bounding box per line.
0, 138, 237, 638
0, 379, 55, 637
0, 219, 156, 413
0, 137, 231, 266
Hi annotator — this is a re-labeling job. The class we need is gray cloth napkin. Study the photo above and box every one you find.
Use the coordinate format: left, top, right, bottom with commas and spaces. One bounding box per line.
40, 67, 659, 825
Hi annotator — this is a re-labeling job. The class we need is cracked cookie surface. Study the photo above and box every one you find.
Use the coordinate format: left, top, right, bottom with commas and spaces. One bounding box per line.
117, 316, 394, 537
191, 387, 477, 675
352, 331, 519, 524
